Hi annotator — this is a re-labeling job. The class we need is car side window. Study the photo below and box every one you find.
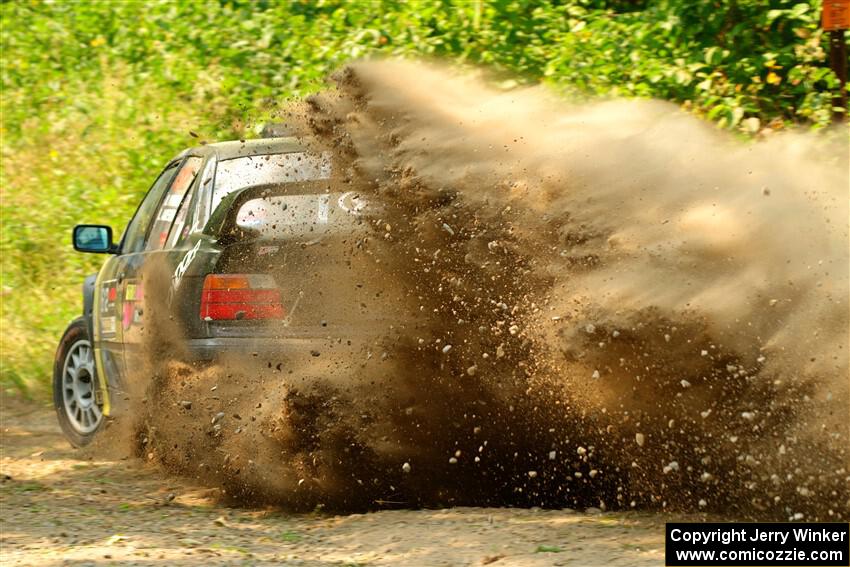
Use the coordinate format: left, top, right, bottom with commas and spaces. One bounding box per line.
120, 163, 179, 254
144, 157, 203, 252
164, 182, 198, 249
191, 156, 216, 233
165, 155, 216, 249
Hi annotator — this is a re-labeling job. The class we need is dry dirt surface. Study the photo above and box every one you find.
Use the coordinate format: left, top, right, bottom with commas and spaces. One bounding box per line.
0, 394, 673, 566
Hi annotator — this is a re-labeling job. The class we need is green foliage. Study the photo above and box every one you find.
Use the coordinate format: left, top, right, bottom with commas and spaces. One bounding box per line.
2, 0, 842, 135
0, 0, 844, 394
542, 0, 844, 128
279, 530, 303, 543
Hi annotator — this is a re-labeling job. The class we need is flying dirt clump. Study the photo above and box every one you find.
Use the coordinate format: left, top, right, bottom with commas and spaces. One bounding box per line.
135, 60, 848, 519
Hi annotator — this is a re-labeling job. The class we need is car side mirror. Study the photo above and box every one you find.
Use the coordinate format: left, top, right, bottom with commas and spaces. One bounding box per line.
73, 225, 117, 254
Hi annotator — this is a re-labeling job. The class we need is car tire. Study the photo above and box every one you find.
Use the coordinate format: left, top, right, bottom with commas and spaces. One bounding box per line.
53, 317, 104, 447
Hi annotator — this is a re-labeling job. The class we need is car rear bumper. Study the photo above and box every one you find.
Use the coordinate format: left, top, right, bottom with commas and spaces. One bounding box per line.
183, 335, 378, 362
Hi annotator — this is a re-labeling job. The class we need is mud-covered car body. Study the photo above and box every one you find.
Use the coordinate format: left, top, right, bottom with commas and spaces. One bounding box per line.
59, 137, 395, 443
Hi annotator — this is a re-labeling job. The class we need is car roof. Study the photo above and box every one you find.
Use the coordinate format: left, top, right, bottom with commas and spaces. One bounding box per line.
181, 137, 308, 161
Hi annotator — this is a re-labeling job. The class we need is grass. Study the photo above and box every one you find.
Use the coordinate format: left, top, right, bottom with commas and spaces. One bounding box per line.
0, 67, 234, 396
279, 530, 303, 543
535, 544, 564, 553
4, 481, 51, 494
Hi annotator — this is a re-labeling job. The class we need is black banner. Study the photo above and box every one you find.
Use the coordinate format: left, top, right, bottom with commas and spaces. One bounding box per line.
666, 522, 849, 566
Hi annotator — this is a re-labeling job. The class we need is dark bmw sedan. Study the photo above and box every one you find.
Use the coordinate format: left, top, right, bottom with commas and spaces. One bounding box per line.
55, 137, 398, 446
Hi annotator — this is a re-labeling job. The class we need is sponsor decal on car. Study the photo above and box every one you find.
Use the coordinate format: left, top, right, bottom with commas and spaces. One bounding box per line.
172, 238, 203, 291
100, 316, 116, 337
257, 245, 280, 256
337, 191, 367, 215
122, 282, 144, 330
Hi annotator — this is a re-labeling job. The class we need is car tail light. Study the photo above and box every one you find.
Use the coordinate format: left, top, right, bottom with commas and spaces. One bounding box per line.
200, 274, 284, 320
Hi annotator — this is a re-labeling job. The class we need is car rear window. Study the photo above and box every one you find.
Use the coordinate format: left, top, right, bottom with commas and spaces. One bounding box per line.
213, 152, 331, 212
235, 191, 374, 239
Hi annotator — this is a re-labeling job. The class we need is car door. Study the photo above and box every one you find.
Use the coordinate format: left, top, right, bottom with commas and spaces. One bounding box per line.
117, 155, 203, 373
93, 160, 180, 403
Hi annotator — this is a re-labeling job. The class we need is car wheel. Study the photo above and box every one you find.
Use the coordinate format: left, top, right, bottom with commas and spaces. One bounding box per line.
53, 317, 104, 447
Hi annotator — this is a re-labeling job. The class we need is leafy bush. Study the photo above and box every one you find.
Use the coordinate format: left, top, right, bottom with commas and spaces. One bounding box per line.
0, 0, 844, 394
3, 1, 843, 135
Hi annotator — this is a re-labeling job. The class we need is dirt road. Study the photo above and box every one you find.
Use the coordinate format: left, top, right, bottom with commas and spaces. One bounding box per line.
1, 394, 671, 566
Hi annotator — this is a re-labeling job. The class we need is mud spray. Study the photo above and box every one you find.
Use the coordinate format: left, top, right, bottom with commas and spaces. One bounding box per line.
126, 61, 848, 520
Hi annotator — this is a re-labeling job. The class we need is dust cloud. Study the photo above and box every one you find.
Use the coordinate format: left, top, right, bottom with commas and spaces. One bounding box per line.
126, 60, 848, 520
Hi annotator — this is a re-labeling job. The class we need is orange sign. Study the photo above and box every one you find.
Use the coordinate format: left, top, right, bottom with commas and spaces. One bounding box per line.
823, 0, 850, 30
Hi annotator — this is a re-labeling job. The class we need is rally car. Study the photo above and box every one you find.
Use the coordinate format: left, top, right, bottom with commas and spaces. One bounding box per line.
54, 136, 392, 446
